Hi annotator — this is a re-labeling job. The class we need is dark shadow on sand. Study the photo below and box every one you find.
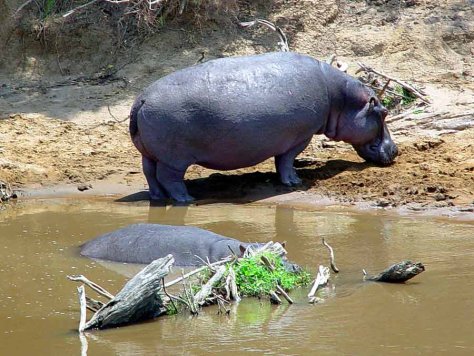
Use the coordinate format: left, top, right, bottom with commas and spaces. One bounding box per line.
115, 159, 371, 205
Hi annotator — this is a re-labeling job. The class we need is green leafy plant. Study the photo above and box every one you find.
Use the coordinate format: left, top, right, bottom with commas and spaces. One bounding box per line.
43, 0, 56, 17
234, 252, 311, 297
395, 85, 417, 106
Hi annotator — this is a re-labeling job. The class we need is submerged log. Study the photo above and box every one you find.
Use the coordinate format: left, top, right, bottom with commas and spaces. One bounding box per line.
365, 261, 425, 283
307, 265, 330, 304
80, 255, 174, 331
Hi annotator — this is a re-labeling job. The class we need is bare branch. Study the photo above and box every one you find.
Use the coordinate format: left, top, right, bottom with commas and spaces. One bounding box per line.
63, 0, 99, 18
322, 238, 339, 273
239, 19, 289, 52
67, 275, 114, 300
77, 285, 87, 332
356, 62, 430, 103
12, 0, 34, 17
164, 256, 234, 288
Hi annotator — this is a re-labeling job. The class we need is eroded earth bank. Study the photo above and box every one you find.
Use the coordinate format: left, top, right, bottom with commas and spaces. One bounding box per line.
1, 0, 473, 216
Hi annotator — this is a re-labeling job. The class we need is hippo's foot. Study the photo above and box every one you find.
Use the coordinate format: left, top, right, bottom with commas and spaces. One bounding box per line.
275, 138, 311, 187
149, 189, 167, 201
279, 168, 302, 187
155, 161, 195, 203
171, 191, 195, 204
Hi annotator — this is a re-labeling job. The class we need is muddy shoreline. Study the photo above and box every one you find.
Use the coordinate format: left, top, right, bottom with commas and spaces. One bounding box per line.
9, 178, 474, 222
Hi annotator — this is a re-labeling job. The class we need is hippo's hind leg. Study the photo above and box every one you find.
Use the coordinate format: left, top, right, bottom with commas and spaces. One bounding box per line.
142, 156, 167, 200
155, 161, 194, 203
275, 137, 311, 186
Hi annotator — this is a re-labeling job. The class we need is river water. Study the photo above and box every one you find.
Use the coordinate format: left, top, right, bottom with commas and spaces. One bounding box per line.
0, 199, 473, 355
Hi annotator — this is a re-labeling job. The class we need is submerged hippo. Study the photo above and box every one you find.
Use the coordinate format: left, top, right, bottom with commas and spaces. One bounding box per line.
81, 223, 273, 267
130, 52, 398, 202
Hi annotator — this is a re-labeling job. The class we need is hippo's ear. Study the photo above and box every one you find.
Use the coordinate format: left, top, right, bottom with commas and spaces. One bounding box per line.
368, 97, 376, 113
239, 244, 247, 256
281, 241, 287, 248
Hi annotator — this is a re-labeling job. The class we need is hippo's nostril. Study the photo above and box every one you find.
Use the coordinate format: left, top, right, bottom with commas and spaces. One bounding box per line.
391, 146, 399, 158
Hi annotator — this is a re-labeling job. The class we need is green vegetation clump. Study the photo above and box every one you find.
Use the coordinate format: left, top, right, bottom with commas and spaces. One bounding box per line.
163, 251, 311, 315
395, 85, 417, 106
234, 252, 311, 297
381, 84, 417, 109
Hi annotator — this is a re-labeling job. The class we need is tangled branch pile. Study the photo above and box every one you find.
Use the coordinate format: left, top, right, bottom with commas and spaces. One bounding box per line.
70, 242, 311, 330
14, 0, 240, 31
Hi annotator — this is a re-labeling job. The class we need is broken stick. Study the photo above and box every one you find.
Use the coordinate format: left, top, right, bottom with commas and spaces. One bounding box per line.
307, 265, 330, 304
194, 265, 227, 306
239, 19, 289, 52
356, 62, 430, 104
322, 238, 339, 273
67, 275, 114, 300
260, 255, 294, 304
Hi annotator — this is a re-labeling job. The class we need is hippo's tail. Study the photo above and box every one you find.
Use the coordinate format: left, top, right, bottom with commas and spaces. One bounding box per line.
129, 97, 145, 137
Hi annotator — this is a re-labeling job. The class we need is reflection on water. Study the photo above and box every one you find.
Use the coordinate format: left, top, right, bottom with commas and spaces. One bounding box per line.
0, 199, 473, 355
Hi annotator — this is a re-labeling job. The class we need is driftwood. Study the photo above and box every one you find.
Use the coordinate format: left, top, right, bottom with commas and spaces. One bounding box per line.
76, 255, 174, 331
0, 181, 15, 202
164, 256, 234, 288
193, 265, 227, 305
67, 275, 114, 300
356, 62, 430, 104
307, 265, 330, 304
322, 238, 339, 273
364, 261, 425, 283
225, 266, 241, 302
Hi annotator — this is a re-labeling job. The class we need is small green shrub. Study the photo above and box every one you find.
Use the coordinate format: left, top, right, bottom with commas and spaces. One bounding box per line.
395, 85, 417, 106
234, 252, 311, 297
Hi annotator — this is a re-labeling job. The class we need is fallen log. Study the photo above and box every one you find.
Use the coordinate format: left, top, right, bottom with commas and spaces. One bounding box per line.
364, 260, 425, 283
78, 255, 174, 331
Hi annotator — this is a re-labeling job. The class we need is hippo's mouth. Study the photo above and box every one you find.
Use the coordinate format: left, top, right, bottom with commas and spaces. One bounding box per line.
354, 140, 398, 166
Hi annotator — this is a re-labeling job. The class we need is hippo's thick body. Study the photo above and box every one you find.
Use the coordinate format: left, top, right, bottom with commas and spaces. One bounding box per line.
81, 223, 255, 266
130, 52, 398, 202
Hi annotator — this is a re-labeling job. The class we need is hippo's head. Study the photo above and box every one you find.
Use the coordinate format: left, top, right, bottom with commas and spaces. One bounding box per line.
330, 83, 398, 166
351, 97, 398, 166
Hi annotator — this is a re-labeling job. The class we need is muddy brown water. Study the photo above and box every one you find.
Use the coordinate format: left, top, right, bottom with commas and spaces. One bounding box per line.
1, 199, 473, 355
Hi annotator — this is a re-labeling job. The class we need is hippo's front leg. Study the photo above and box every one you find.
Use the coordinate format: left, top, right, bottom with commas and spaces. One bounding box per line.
155, 161, 195, 203
275, 137, 312, 186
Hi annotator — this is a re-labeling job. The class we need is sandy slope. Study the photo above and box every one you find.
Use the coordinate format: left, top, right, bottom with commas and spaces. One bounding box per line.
0, 0, 473, 214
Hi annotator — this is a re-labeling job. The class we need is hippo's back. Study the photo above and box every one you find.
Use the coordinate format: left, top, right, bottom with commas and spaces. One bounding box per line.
132, 52, 331, 170
80, 223, 244, 266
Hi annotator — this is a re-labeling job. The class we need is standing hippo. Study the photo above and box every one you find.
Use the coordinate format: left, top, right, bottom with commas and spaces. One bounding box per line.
130, 52, 398, 202
81, 223, 260, 266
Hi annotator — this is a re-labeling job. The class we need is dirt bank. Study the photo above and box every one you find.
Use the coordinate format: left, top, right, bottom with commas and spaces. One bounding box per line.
1, 0, 473, 214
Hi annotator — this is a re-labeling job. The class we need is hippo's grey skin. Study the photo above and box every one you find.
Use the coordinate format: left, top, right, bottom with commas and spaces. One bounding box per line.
130, 52, 398, 202
81, 223, 259, 266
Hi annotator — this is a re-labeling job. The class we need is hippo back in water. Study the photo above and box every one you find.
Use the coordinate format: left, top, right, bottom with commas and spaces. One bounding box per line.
130, 52, 398, 202
80, 223, 255, 266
